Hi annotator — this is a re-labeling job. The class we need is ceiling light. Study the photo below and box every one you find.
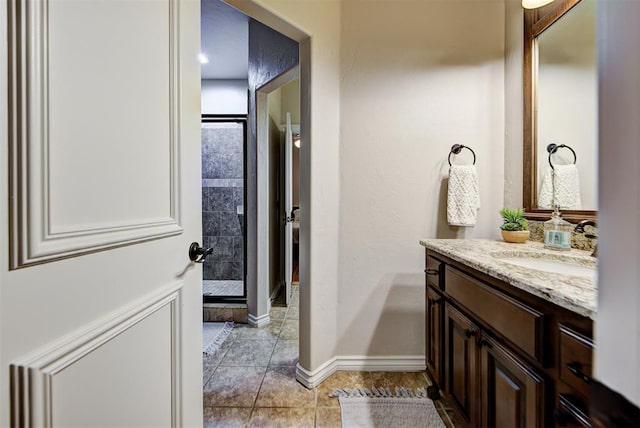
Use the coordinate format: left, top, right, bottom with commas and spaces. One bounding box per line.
522, 0, 555, 8
198, 53, 209, 64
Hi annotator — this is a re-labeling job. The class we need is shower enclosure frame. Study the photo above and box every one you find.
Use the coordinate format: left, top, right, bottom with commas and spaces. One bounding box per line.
201, 114, 248, 303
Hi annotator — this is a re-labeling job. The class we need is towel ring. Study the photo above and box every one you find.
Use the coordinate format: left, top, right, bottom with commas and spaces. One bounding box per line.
547, 143, 577, 170
448, 144, 476, 166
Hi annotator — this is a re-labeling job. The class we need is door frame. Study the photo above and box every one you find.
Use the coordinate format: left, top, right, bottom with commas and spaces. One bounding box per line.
201, 115, 248, 303
252, 66, 299, 325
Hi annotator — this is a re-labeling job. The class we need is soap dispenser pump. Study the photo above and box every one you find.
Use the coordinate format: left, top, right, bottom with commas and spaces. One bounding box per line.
544, 205, 572, 251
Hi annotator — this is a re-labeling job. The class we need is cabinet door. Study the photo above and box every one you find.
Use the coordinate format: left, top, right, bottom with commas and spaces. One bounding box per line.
445, 304, 480, 425
479, 334, 545, 428
426, 286, 444, 387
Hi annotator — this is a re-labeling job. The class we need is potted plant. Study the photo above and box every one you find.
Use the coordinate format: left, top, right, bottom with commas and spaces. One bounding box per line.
499, 208, 530, 243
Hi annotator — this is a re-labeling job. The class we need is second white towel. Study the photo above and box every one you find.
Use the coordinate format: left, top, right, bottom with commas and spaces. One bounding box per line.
447, 165, 480, 227
538, 164, 582, 209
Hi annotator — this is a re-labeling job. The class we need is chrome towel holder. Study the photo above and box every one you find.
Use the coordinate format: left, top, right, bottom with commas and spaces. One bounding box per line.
547, 143, 577, 169
448, 144, 476, 166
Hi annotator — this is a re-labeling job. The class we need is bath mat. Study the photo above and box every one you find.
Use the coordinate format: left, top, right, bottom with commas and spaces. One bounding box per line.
330, 387, 446, 428
203, 321, 234, 356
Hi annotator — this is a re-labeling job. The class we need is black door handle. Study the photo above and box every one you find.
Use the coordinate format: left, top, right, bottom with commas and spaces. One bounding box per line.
189, 242, 213, 263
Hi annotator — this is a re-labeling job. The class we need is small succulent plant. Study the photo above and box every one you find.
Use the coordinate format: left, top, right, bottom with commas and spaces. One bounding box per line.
499, 208, 528, 231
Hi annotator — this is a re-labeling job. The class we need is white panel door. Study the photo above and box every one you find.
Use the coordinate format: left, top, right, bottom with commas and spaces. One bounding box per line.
0, 0, 202, 426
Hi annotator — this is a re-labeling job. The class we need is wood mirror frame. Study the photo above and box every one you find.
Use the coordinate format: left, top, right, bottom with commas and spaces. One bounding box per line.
523, 0, 597, 222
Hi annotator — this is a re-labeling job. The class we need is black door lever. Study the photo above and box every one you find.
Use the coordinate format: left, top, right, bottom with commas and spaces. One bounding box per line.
189, 242, 213, 263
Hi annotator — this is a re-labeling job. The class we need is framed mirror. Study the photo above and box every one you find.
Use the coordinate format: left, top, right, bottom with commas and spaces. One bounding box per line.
523, 0, 597, 222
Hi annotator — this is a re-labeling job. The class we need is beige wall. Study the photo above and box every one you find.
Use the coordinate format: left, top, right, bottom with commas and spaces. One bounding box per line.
338, 0, 505, 357
504, 0, 523, 209
280, 79, 300, 125
537, 63, 597, 209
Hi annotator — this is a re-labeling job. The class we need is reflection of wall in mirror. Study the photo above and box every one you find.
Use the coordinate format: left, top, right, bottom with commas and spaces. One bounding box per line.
536, 0, 597, 210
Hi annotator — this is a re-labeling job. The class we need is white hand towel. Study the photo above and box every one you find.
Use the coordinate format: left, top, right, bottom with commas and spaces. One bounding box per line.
447, 165, 480, 227
538, 164, 582, 209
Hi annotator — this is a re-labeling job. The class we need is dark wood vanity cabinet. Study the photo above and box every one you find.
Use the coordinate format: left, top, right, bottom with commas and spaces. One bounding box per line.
425, 249, 594, 428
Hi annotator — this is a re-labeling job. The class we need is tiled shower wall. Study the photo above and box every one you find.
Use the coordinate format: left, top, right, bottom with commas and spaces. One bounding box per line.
201, 123, 244, 281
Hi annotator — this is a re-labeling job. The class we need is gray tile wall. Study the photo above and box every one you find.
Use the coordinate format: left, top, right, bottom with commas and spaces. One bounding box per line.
202, 125, 244, 282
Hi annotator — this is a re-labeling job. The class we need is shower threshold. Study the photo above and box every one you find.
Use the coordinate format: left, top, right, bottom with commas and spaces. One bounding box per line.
203, 280, 243, 297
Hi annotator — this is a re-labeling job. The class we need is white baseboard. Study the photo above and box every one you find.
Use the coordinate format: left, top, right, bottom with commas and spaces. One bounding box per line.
296, 355, 426, 389
296, 359, 338, 389
247, 312, 270, 328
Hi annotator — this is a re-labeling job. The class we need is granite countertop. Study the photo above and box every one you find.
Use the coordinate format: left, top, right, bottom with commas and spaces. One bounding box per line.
419, 239, 597, 319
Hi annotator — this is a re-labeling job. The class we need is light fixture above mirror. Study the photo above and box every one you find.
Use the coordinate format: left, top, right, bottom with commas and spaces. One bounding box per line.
522, 0, 555, 9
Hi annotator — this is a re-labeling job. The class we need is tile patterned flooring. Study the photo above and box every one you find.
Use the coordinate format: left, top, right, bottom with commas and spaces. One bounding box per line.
203, 285, 457, 427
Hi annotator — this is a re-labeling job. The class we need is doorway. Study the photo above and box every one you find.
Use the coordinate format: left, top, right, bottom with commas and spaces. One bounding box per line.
201, 115, 248, 303
264, 78, 301, 308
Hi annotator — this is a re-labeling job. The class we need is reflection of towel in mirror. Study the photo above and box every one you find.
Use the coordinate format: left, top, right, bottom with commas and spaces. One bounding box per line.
538, 164, 582, 209
447, 165, 480, 227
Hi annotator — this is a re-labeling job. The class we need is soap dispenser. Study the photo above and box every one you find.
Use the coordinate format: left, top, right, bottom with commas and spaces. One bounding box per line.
544, 205, 572, 251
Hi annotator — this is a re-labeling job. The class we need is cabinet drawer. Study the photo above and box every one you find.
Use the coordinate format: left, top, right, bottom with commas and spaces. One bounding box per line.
446, 266, 544, 362
559, 324, 593, 400
425, 255, 443, 289
557, 381, 591, 428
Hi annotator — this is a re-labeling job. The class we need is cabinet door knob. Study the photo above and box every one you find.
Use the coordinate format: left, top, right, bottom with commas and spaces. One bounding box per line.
566, 361, 592, 384
477, 338, 493, 349
428, 297, 443, 309
425, 268, 439, 276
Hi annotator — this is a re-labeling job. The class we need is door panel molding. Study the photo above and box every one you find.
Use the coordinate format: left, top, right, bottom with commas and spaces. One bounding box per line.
7, 0, 182, 269
10, 282, 184, 427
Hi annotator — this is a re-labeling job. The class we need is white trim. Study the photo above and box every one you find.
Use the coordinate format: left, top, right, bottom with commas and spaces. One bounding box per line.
296, 356, 426, 389
296, 358, 338, 389
248, 313, 270, 328
335, 356, 426, 372
251, 65, 301, 323
8, 0, 182, 269
10, 282, 184, 427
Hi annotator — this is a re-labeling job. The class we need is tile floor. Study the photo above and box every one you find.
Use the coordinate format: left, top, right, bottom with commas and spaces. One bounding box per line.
203, 285, 457, 427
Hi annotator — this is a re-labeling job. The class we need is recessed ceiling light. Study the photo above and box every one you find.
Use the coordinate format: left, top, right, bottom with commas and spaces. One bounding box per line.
198, 53, 209, 64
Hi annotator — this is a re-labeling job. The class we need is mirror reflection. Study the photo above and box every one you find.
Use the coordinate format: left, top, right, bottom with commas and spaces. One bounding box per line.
535, 0, 597, 210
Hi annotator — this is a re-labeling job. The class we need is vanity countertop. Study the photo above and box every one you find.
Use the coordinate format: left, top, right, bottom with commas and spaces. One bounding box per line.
420, 239, 597, 319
